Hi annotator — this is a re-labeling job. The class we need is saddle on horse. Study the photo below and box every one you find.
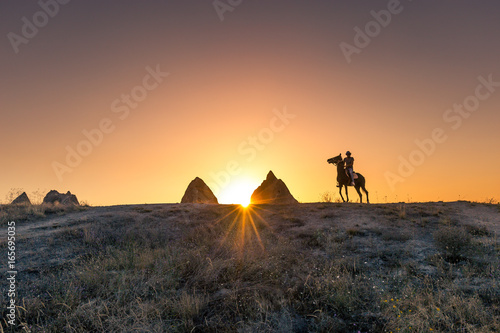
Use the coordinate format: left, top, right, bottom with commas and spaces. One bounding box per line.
345, 169, 358, 185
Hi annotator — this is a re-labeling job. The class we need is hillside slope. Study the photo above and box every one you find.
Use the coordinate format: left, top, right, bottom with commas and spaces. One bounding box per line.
1, 202, 499, 332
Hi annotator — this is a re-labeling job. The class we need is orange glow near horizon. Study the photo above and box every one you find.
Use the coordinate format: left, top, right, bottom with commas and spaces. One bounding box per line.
216, 178, 260, 207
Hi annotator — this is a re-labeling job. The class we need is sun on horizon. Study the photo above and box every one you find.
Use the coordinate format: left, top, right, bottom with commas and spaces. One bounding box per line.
217, 178, 260, 207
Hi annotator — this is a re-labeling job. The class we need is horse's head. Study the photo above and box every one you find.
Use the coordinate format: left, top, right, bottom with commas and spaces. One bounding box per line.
327, 154, 343, 165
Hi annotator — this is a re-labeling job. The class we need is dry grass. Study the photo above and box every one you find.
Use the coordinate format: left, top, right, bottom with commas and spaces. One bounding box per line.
0, 202, 498, 332
319, 191, 334, 203
0, 203, 87, 226
434, 226, 472, 262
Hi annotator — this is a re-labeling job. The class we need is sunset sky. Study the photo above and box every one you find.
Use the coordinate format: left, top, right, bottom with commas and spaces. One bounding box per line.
2, 0, 500, 205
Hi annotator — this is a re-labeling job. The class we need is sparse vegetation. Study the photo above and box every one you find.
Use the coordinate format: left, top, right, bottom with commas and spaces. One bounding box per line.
464, 223, 492, 237
397, 203, 406, 219
484, 197, 498, 205
0, 203, 88, 225
2, 188, 46, 205
433, 226, 472, 262
0, 202, 498, 332
380, 229, 411, 242
4, 188, 24, 204
346, 228, 364, 237
320, 191, 333, 203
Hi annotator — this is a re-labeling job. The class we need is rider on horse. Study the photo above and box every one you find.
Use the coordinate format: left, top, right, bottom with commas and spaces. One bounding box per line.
344, 151, 355, 186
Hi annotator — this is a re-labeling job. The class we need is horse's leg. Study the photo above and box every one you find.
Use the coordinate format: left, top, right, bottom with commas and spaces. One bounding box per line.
339, 185, 345, 202
359, 178, 369, 204
362, 185, 369, 204
355, 185, 363, 203
345, 186, 349, 202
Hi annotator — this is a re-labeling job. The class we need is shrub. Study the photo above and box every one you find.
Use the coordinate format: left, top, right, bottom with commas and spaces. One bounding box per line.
320, 191, 333, 203
433, 226, 471, 261
464, 224, 491, 237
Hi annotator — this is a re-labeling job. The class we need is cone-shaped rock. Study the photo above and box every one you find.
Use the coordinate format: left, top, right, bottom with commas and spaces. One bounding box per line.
181, 177, 218, 204
11, 192, 31, 205
43, 190, 80, 205
250, 171, 298, 204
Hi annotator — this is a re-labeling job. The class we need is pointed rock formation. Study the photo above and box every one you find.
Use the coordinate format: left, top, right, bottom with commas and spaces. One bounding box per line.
181, 177, 218, 204
250, 171, 298, 204
43, 190, 80, 205
11, 192, 31, 205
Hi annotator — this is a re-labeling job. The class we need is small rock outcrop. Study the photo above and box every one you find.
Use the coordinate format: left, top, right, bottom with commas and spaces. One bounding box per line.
43, 190, 80, 205
250, 171, 298, 204
181, 177, 218, 204
11, 192, 31, 205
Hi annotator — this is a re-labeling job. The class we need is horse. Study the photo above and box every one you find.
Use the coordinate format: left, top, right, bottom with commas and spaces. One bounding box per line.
327, 154, 369, 203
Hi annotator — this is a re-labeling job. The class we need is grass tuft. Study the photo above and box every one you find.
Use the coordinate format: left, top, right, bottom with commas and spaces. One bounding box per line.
433, 226, 472, 262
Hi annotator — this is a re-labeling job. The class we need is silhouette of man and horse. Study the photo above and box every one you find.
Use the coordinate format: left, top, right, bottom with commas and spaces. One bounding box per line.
327, 152, 369, 203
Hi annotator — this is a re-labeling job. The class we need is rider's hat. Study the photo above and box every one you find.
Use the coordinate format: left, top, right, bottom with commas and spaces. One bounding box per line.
346, 151, 351, 156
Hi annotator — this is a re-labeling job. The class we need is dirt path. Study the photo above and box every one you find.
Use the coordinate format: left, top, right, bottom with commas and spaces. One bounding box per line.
16, 208, 100, 239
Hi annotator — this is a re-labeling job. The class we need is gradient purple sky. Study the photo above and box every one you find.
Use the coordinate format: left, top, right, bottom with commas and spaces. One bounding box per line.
2, 1, 500, 205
